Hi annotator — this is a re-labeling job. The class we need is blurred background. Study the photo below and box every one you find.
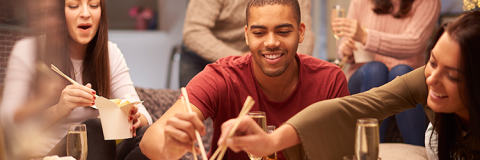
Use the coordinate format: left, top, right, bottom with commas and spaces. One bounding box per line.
0, 0, 465, 90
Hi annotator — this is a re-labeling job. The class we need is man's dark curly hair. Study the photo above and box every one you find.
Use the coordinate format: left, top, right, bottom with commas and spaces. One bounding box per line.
246, 0, 301, 25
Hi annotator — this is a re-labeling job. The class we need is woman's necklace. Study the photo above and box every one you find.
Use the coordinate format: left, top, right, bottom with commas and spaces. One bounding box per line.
73, 61, 83, 76
455, 116, 470, 137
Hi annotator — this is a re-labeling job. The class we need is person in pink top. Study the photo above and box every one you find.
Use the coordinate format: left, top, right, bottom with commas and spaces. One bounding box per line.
332, 0, 440, 146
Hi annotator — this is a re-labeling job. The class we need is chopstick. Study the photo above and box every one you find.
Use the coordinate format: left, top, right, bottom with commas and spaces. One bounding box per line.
51, 64, 98, 109
214, 97, 255, 160
50, 64, 80, 85
181, 87, 208, 160
338, 55, 349, 70
181, 96, 198, 160
210, 96, 255, 160
216, 97, 255, 160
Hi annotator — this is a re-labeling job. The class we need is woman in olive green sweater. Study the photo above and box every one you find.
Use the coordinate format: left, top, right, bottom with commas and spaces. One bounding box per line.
217, 11, 480, 160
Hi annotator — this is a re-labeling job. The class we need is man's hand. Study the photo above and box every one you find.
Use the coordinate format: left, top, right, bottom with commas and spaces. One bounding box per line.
140, 100, 206, 160
218, 116, 275, 157
162, 112, 206, 159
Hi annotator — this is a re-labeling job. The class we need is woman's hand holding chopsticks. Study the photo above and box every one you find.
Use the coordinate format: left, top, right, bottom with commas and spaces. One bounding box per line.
218, 116, 275, 157
54, 83, 96, 118
218, 117, 302, 159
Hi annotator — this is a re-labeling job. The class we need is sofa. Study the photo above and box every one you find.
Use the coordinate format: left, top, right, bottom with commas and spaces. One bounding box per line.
379, 143, 427, 160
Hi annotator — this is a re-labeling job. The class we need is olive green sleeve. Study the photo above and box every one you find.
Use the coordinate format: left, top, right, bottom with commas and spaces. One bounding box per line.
283, 66, 428, 160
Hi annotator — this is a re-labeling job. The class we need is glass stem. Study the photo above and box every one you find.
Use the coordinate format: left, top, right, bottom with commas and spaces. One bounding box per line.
334, 38, 340, 64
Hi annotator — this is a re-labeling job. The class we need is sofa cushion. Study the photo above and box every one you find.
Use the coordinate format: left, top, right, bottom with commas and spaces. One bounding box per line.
379, 143, 427, 160
135, 87, 181, 121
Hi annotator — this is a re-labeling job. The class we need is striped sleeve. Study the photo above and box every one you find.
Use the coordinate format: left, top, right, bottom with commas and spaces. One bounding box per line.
363, 0, 440, 59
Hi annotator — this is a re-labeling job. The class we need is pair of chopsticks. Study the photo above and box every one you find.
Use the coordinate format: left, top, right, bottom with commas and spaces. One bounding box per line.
209, 96, 255, 160
51, 64, 80, 85
50, 64, 98, 109
180, 88, 208, 160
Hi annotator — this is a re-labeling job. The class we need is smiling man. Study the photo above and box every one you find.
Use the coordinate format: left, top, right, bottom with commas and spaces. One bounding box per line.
140, 0, 349, 159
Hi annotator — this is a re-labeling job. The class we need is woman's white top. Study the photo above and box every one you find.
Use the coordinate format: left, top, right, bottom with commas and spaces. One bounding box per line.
425, 122, 439, 160
0, 37, 152, 156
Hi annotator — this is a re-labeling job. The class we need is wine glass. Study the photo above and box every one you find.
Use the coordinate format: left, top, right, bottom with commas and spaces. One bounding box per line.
354, 118, 379, 160
331, 5, 345, 65
265, 125, 277, 160
247, 111, 267, 160
67, 124, 88, 160
343, 155, 382, 160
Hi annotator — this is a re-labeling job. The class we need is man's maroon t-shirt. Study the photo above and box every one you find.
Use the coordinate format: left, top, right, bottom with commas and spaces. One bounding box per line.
184, 54, 350, 160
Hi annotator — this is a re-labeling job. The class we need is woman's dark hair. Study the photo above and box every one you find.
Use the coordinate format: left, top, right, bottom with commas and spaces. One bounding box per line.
37, 0, 111, 99
424, 22, 448, 64
428, 11, 480, 160
372, 0, 414, 18
82, 0, 111, 99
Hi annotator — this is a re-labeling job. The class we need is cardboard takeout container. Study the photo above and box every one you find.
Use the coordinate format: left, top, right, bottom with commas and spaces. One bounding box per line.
94, 96, 142, 140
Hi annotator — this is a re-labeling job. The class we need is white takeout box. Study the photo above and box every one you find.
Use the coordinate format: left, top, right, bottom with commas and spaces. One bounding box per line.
353, 41, 375, 63
94, 96, 142, 140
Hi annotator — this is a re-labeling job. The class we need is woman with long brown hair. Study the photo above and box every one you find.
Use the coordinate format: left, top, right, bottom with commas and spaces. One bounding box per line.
331, 0, 440, 146
0, 0, 152, 159
219, 11, 480, 159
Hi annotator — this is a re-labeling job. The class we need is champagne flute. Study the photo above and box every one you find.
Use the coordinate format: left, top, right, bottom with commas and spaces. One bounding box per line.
247, 111, 267, 160
355, 118, 379, 160
67, 124, 88, 160
265, 125, 277, 160
331, 5, 345, 65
